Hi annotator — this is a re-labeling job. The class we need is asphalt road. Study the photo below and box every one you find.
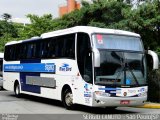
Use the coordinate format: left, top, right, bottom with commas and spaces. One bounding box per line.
0, 90, 160, 120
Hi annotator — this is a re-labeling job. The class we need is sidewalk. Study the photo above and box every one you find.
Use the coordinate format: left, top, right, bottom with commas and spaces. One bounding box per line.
136, 102, 160, 109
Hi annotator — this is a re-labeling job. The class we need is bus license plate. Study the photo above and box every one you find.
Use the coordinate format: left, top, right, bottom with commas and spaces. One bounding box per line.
120, 100, 130, 105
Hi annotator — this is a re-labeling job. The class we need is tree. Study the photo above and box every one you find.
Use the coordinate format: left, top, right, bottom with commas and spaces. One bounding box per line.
21, 14, 55, 38
0, 20, 18, 37
0, 33, 14, 51
1, 13, 12, 21
124, 0, 160, 50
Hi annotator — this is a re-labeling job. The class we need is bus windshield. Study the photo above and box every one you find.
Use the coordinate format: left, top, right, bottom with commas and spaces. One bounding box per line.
93, 34, 147, 87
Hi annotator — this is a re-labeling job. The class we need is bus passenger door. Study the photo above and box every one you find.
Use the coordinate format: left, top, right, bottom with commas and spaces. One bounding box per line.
74, 32, 93, 106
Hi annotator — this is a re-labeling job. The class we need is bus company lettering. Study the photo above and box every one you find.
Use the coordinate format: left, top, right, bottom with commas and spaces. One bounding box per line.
59, 63, 72, 72
5, 65, 23, 70
45, 64, 55, 72
128, 89, 137, 94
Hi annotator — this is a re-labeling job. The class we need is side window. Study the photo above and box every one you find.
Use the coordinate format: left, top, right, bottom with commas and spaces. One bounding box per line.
62, 34, 75, 59
4, 45, 17, 61
6, 45, 16, 61
0, 59, 2, 71
4, 46, 9, 61
47, 38, 56, 58
77, 33, 93, 83
47, 34, 75, 59
39, 39, 47, 58
0, 58, 2, 76
16, 44, 21, 60
4, 34, 75, 61
56, 37, 63, 57
25, 42, 36, 59
39, 40, 49, 58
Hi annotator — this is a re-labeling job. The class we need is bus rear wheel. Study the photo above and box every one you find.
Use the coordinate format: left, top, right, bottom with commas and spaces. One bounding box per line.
14, 83, 21, 98
62, 89, 74, 110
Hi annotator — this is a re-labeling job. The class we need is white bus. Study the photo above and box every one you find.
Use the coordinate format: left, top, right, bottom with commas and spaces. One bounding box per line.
3, 26, 159, 109
0, 53, 4, 89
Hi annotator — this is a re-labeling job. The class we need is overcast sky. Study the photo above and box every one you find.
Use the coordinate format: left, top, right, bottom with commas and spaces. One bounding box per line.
0, 0, 66, 21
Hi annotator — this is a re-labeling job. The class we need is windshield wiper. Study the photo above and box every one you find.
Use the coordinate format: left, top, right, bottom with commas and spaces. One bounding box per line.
114, 69, 123, 85
115, 64, 140, 86
127, 68, 139, 86
114, 56, 124, 85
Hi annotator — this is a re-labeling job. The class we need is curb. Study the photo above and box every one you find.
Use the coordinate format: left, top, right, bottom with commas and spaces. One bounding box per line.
136, 103, 160, 109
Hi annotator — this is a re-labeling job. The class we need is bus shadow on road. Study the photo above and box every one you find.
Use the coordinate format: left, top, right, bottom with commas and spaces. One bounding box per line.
73, 105, 138, 114
10, 94, 138, 114
10, 94, 64, 108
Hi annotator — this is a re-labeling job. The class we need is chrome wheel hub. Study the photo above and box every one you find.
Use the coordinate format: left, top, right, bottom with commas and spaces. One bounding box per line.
65, 92, 73, 106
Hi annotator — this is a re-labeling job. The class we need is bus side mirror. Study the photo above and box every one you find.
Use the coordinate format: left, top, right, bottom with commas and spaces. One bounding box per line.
92, 48, 100, 67
147, 50, 159, 70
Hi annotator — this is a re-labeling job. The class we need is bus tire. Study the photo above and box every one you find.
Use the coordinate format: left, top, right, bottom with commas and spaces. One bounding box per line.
62, 88, 74, 110
14, 82, 21, 98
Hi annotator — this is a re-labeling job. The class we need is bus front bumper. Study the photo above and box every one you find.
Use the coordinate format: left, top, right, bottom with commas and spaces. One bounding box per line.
93, 95, 147, 107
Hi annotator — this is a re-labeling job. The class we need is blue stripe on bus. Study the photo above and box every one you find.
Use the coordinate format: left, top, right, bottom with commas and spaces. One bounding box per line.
99, 87, 140, 97
99, 87, 121, 97
4, 63, 55, 73
98, 88, 121, 91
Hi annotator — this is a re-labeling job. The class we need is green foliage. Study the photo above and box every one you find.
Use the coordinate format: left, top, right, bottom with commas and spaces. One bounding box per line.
23, 14, 55, 37
81, 0, 90, 7
121, 0, 160, 49
1, 13, 12, 21
0, 0, 160, 52
0, 20, 18, 37
0, 18, 20, 51
0, 33, 15, 51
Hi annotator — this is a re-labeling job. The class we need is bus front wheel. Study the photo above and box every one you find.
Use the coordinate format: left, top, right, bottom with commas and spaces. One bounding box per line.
62, 88, 74, 110
14, 83, 21, 98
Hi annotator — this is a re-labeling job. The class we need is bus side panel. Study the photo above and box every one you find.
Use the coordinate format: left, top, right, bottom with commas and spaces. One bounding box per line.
3, 60, 20, 91
20, 72, 40, 93
40, 73, 58, 100
3, 72, 19, 91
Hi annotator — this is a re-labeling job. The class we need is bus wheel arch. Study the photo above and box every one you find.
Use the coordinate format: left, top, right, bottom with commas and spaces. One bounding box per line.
61, 85, 74, 110
14, 80, 21, 97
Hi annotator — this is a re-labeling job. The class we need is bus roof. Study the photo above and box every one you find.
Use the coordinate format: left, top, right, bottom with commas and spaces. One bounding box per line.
41, 26, 140, 38
5, 26, 140, 46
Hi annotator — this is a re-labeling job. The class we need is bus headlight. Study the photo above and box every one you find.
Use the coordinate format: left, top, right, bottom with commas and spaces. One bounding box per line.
95, 91, 103, 95
95, 91, 111, 97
